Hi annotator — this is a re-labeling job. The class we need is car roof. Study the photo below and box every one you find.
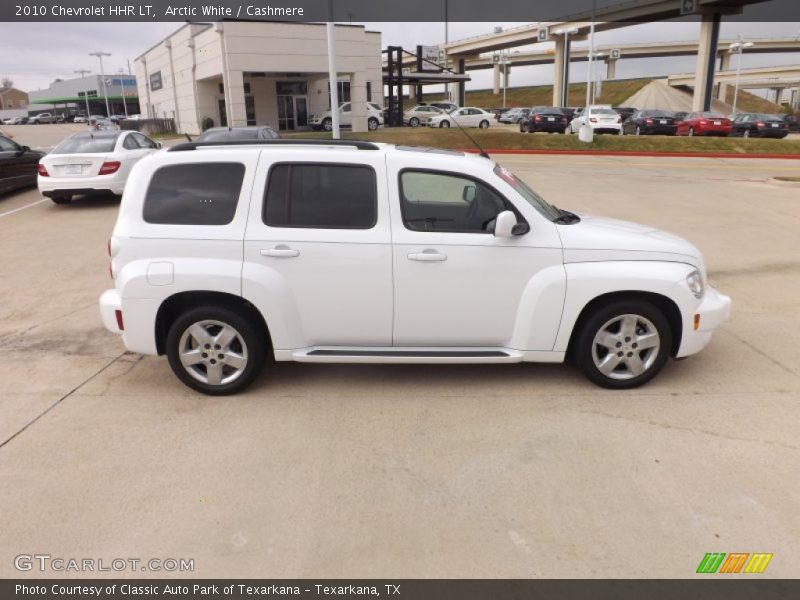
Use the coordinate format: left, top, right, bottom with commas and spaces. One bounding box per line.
70, 131, 122, 139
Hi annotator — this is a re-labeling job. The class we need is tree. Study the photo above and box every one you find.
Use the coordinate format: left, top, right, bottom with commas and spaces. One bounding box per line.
1, 76, 13, 89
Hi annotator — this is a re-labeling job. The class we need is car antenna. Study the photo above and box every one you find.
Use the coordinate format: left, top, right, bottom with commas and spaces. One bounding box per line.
449, 108, 491, 159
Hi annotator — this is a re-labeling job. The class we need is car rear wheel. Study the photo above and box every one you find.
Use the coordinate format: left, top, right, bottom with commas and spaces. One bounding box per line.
479, 120, 489, 129
574, 299, 672, 389
322, 118, 332, 132
166, 306, 266, 395
409, 117, 420, 127
368, 117, 379, 131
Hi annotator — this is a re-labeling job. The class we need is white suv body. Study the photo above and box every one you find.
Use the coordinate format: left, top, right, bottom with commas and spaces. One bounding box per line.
100, 140, 731, 394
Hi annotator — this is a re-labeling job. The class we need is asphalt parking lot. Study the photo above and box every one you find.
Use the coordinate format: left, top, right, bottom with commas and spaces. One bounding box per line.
0, 125, 798, 578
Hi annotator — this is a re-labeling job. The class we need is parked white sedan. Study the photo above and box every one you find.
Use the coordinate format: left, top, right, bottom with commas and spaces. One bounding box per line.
567, 105, 623, 135
403, 105, 443, 127
37, 130, 161, 204
428, 107, 493, 129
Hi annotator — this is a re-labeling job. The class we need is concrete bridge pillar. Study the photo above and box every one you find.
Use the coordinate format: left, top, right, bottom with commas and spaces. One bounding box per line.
692, 12, 722, 112
493, 63, 501, 95
553, 36, 571, 107
606, 59, 618, 81
717, 52, 731, 102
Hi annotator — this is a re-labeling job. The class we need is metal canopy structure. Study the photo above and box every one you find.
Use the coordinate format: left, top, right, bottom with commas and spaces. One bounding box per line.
383, 46, 471, 126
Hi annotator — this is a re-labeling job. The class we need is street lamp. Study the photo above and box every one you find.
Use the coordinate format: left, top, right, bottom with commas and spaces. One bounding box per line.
498, 50, 511, 108
729, 38, 754, 115
89, 51, 112, 117
553, 27, 578, 107
74, 69, 92, 123
118, 68, 129, 117
590, 52, 606, 105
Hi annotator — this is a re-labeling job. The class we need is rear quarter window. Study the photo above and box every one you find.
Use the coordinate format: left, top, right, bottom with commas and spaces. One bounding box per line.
143, 162, 245, 225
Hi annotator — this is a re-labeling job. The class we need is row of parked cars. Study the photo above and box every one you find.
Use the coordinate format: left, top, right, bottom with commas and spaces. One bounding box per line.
506, 105, 795, 138
2, 112, 146, 125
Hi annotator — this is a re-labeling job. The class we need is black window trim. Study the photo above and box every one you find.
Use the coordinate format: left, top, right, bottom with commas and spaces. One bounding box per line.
397, 167, 528, 235
262, 161, 379, 230
142, 161, 246, 226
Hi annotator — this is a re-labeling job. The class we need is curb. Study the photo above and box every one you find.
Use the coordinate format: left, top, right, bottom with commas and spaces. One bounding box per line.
460, 149, 800, 160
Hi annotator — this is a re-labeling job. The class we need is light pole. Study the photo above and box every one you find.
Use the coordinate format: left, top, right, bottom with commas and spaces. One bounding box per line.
325, 0, 340, 139
553, 27, 578, 107
89, 51, 112, 117
729, 38, 754, 115
74, 69, 92, 122
499, 50, 511, 108
118, 68, 129, 117
590, 52, 606, 105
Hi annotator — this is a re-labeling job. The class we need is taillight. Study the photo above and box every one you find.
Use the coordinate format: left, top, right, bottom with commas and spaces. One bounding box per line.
645, 118, 654, 125
98, 161, 121, 175
700, 120, 708, 125
756, 121, 766, 128
114, 309, 124, 331
561, 117, 567, 123
534, 115, 541, 122
37, 163, 49, 177
589, 117, 598, 123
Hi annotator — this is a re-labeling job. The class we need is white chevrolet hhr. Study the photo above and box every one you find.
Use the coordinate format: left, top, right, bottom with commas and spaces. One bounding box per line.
100, 140, 731, 395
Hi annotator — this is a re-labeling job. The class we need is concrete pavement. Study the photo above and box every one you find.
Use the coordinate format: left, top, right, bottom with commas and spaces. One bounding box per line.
0, 128, 798, 578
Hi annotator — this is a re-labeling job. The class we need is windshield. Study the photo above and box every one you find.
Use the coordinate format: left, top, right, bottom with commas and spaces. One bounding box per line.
591, 108, 617, 116
493, 164, 561, 221
699, 112, 723, 118
643, 110, 672, 117
52, 135, 117, 154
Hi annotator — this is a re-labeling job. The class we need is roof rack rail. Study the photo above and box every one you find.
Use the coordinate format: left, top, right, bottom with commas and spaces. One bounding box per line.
168, 139, 381, 152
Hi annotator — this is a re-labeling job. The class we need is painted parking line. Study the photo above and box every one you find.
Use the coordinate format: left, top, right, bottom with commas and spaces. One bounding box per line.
0, 198, 48, 219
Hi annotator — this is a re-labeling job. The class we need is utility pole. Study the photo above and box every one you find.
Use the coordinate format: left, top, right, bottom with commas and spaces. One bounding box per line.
89, 51, 112, 116
326, 0, 340, 139
729, 37, 754, 115
118, 68, 129, 117
74, 69, 92, 121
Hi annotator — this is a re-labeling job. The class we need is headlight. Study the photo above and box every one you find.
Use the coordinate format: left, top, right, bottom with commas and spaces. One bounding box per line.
686, 270, 705, 299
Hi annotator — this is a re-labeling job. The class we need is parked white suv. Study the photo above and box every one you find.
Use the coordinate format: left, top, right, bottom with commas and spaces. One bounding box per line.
309, 102, 383, 131
100, 139, 731, 395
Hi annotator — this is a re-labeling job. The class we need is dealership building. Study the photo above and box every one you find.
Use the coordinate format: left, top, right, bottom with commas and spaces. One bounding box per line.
27, 74, 139, 117
134, 21, 383, 135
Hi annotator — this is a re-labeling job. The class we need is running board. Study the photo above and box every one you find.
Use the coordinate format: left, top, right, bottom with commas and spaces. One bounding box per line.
287, 347, 526, 364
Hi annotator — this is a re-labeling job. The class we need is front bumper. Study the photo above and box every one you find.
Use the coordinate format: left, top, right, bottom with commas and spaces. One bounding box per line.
676, 285, 732, 358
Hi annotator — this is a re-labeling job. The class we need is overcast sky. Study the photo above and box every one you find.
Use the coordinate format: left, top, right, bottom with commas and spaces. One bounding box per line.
1, 21, 798, 93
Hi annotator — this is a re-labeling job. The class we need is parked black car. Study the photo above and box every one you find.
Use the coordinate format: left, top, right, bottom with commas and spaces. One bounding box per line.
775, 113, 799, 132
195, 126, 281, 142
520, 107, 569, 133
622, 110, 678, 136
0, 135, 46, 195
672, 111, 688, 123
731, 113, 790, 139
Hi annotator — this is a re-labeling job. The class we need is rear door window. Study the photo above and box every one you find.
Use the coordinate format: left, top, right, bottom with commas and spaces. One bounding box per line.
143, 162, 245, 225
263, 163, 376, 229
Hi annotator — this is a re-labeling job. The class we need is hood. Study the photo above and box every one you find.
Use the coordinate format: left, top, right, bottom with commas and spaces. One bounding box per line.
558, 214, 705, 271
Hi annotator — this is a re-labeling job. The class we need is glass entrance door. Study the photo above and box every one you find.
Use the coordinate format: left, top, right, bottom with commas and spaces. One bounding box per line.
277, 95, 308, 131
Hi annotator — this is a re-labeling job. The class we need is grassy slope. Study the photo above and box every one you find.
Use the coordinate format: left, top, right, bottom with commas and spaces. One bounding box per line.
422, 78, 781, 113
286, 128, 800, 155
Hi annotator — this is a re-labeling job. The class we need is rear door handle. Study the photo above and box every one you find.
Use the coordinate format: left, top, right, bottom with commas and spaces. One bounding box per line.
408, 250, 447, 262
261, 245, 300, 258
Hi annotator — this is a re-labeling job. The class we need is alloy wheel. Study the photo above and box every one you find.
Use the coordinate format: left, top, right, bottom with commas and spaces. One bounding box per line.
178, 320, 249, 386
591, 314, 661, 381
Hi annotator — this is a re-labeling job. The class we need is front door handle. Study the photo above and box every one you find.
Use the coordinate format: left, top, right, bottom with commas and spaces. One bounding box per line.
408, 250, 447, 262
261, 245, 300, 258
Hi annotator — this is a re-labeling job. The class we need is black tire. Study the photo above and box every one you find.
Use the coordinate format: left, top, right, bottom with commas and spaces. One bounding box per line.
409, 117, 420, 127
368, 117, 379, 131
479, 120, 489, 129
322, 118, 332, 132
440, 120, 450, 128
166, 305, 267, 396
573, 299, 672, 390
50, 195, 71, 205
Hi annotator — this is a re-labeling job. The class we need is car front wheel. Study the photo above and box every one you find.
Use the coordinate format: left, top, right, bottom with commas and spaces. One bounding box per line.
166, 306, 266, 395
574, 300, 672, 389
409, 117, 420, 127
479, 120, 489, 129
440, 121, 450, 128
322, 118, 332, 132
368, 117, 379, 131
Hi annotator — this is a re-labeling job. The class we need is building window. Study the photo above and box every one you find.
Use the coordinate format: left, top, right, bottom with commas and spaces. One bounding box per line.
150, 71, 162, 91
263, 163, 377, 229
327, 81, 351, 107
366, 82, 372, 102
243, 82, 251, 94
276, 81, 307, 95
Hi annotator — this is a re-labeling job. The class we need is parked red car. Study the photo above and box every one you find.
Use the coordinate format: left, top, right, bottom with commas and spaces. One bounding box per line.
676, 112, 732, 137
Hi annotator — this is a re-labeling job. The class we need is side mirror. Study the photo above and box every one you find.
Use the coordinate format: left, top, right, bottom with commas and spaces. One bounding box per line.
155, 141, 163, 149
493, 210, 518, 238
462, 185, 477, 203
